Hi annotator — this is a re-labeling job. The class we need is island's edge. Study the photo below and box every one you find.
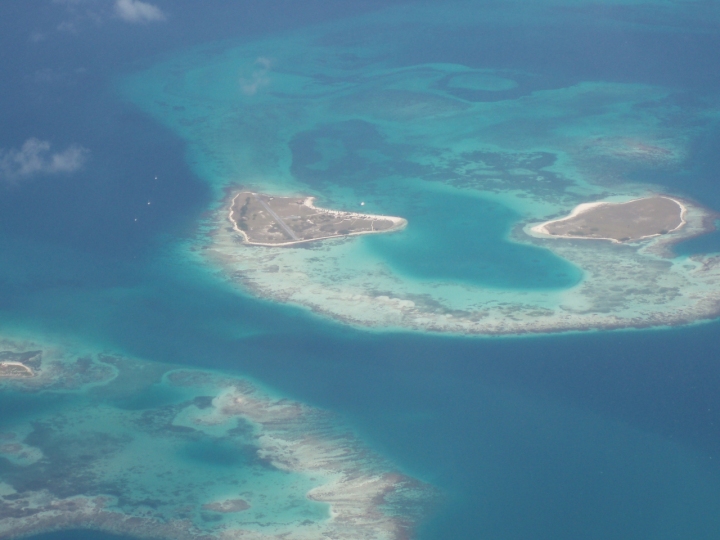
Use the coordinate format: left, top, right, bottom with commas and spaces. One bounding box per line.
227, 191, 408, 247
527, 195, 688, 244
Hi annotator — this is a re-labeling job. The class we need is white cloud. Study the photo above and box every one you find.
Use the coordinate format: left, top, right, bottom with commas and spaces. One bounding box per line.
114, 0, 165, 23
240, 57, 272, 96
50, 0, 166, 33
57, 20, 78, 33
0, 139, 89, 182
52, 0, 103, 32
29, 31, 46, 43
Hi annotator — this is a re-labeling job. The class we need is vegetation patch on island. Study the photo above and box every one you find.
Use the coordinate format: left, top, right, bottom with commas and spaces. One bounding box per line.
229, 191, 406, 246
531, 196, 686, 243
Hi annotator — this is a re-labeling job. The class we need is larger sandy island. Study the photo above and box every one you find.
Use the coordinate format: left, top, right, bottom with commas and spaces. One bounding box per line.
530, 196, 687, 243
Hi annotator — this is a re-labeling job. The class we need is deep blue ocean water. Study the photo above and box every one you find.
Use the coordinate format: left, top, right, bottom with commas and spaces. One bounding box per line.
3, 2, 720, 540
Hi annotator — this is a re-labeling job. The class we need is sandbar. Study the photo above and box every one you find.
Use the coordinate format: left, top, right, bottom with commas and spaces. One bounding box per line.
531, 196, 686, 243
0, 361, 34, 378
0, 351, 40, 379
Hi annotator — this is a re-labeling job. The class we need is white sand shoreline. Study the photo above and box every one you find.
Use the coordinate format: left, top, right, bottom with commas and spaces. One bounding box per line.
228, 192, 407, 247
0, 361, 34, 377
529, 196, 688, 243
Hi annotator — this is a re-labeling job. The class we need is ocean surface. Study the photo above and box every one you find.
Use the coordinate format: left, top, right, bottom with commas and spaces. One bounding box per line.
2, 1, 720, 539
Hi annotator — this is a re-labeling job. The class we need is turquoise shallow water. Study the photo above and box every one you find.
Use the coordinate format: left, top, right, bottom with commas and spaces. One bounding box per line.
364, 187, 581, 288
3, 1, 720, 539
0, 354, 338, 535
673, 221, 720, 256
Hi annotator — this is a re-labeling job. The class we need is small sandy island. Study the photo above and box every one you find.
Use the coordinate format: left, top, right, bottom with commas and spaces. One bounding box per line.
0, 351, 40, 379
229, 191, 407, 246
531, 196, 686, 243
0, 361, 34, 378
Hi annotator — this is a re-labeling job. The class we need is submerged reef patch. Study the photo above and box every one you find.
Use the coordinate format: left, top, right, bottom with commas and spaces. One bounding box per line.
0, 336, 435, 539
120, 3, 720, 335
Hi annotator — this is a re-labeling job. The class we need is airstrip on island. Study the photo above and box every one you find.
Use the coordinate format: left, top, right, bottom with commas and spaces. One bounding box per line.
531, 196, 686, 243
229, 191, 407, 246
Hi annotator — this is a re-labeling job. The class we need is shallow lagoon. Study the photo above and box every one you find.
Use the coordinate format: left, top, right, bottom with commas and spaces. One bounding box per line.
365, 186, 581, 288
